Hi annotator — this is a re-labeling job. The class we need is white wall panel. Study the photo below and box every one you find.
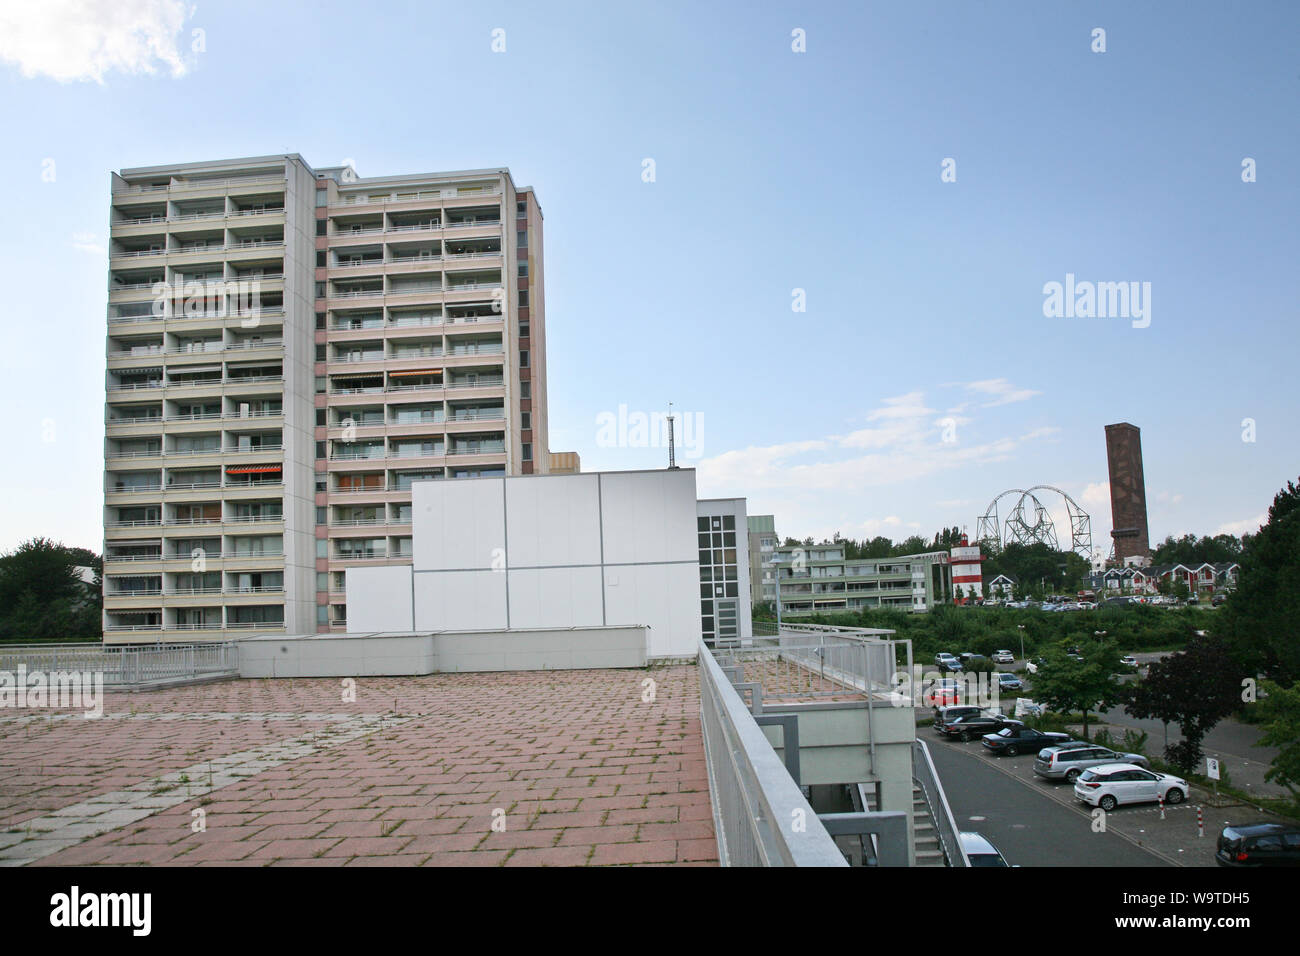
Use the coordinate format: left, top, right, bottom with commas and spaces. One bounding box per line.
600, 470, 697, 565
604, 561, 701, 658
345, 565, 414, 632
507, 566, 604, 629
412, 569, 508, 630
505, 474, 602, 568
412, 478, 505, 572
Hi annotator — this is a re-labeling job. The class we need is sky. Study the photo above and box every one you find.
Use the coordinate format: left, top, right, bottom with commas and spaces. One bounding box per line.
0, 0, 1296, 558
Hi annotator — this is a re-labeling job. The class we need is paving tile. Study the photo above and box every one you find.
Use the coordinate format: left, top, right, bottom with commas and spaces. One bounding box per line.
1, 667, 716, 867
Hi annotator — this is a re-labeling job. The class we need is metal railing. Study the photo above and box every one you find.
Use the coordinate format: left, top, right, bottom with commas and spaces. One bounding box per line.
698, 637, 848, 867
913, 739, 969, 867
0, 641, 239, 686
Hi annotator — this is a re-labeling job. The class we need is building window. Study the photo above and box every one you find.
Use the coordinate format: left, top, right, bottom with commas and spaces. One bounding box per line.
316, 251, 326, 267
315, 376, 326, 394
520, 381, 530, 399
517, 290, 528, 308
519, 320, 529, 338
519, 350, 529, 368
316, 189, 328, 207
316, 539, 328, 559
517, 230, 527, 248
316, 507, 327, 524
315, 312, 326, 330
315, 408, 326, 426
521, 412, 531, 430
522, 443, 532, 461
315, 219, 327, 236
518, 262, 528, 278
516, 200, 527, 216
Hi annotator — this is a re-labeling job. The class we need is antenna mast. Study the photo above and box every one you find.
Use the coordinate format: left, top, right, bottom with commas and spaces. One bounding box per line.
667, 402, 677, 469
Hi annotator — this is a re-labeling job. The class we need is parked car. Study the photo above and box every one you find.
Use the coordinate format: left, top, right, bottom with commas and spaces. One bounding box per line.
934, 653, 959, 668
960, 831, 1010, 867
1119, 655, 1138, 668
931, 703, 991, 726
940, 713, 1019, 742
982, 725, 1071, 756
924, 678, 965, 707
1211, 593, 1229, 607
992, 650, 1014, 664
1034, 745, 1150, 782
939, 658, 965, 674
1073, 763, 1187, 811
1216, 823, 1300, 867
994, 672, 1023, 692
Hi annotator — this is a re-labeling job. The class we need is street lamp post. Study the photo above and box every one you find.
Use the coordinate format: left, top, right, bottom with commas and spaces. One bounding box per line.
1016, 624, 1025, 662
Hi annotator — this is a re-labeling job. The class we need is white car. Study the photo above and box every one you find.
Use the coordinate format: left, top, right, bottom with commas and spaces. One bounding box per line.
992, 650, 1014, 664
1074, 763, 1188, 811
1119, 655, 1139, 668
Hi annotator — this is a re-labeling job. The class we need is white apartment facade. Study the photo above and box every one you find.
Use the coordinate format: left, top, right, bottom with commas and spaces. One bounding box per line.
102, 154, 552, 642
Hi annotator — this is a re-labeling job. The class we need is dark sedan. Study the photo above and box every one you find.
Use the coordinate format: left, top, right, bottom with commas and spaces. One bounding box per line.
1216, 823, 1300, 867
981, 725, 1071, 756
940, 714, 1020, 742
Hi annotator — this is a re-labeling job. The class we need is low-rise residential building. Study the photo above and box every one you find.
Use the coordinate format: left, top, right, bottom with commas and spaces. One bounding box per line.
987, 573, 1016, 599
1090, 561, 1240, 596
771, 543, 950, 614
746, 514, 778, 608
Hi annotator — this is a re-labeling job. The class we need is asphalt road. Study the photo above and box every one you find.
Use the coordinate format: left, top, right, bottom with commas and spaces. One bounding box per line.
928, 737, 1170, 867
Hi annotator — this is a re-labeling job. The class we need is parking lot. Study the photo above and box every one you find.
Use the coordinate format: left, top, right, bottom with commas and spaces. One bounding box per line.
927, 724, 1277, 867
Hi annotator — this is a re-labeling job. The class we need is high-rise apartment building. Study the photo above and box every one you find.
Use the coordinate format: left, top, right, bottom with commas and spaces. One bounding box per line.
103, 155, 550, 642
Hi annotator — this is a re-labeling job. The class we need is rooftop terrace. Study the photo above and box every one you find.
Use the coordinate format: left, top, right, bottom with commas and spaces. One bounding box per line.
0, 666, 716, 867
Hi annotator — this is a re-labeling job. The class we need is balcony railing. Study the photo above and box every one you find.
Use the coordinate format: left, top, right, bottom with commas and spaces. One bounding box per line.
697, 638, 848, 867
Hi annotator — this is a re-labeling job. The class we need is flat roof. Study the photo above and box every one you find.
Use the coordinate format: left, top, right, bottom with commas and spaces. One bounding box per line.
0, 666, 717, 867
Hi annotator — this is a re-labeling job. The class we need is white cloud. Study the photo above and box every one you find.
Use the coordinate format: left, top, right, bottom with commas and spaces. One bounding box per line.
1078, 481, 1109, 509
71, 231, 104, 255
952, 378, 1043, 408
0, 0, 191, 84
855, 515, 920, 537
1217, 514, 1266, 537
697, 390, 1059, 497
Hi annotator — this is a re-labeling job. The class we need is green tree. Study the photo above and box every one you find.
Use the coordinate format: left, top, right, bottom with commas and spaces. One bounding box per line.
1255, 680, 1300, 802
1220, 477, 1300, 684
0, 538, 102, 643
1125, 634, 1242, 774
1027, 636, 1124, 737
892, 535, 930, 557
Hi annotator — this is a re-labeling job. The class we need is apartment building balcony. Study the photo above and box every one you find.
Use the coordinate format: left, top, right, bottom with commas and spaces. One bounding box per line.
334, 183, 500, 209
114, 175, 286, 199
